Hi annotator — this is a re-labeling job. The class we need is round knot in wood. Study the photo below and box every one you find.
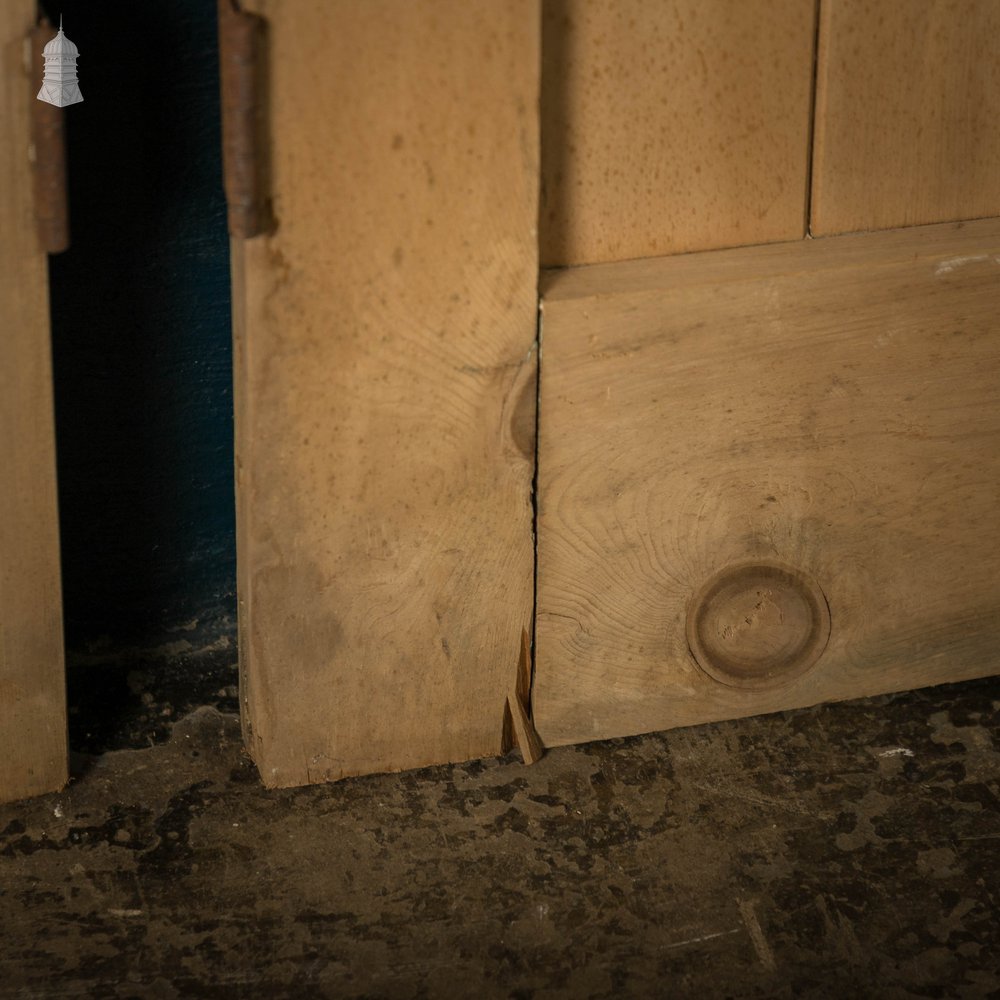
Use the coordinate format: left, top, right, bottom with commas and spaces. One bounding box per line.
686, 561, 831, 689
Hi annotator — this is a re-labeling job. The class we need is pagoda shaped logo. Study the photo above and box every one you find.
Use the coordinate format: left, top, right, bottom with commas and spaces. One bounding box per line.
37, 16, 83, 108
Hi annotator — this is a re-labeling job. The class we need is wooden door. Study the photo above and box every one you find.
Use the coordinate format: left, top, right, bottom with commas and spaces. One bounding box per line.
533, 0, 1000, 748
0, 2, 68, 803
226, 0, 1000, 785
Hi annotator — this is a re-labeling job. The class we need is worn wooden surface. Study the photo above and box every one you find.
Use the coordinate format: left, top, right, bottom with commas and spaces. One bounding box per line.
0, 2, 67, 803
811, 0, 1000, 236
231, 0, 539, 787
540, 0, 817, 267
535, 219, 1000, 747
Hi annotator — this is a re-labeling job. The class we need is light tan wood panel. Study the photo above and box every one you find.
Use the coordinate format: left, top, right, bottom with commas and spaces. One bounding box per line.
811, 0, 1000, 236
0, 3, 67, 803
232, 1, 540, 788
540, 0, 818, 267
536, 219, 1000, 748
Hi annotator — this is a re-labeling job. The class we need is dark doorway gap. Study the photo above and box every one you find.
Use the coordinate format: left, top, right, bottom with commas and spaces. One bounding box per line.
39, 0, 237, 753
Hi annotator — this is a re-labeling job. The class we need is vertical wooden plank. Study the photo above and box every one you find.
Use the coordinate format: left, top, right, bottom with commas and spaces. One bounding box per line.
231, 1, 539, 787
0, 3, 67, 802
811, 0, 1000, 236
540, 0, 818, 267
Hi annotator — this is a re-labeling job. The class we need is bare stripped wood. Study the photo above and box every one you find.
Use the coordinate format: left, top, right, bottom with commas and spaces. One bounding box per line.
231, 0, 539, 787
811, 0, 1000, 236
535, 218, 1000, 748
0, 3, 67, 802
540, 0, 817, 267
503, 629, 544, 766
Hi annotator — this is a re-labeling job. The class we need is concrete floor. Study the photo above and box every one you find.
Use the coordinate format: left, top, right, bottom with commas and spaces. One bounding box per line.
2, 663, 999, 998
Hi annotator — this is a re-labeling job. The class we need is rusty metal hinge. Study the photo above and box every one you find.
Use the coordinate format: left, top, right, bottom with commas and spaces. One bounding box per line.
28, 17, 69, 254
218, 0, 268, 238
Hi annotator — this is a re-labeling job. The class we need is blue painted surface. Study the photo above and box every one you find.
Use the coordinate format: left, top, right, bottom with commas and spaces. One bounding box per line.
45, 1, 235, 652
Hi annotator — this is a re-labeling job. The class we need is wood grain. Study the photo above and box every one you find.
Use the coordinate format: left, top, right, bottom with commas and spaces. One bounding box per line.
231, 0, 539, 787
0, 2, 67, 802
540, 0, 817, 267
536, 218, 1000, 747
811, 0, 1000, 236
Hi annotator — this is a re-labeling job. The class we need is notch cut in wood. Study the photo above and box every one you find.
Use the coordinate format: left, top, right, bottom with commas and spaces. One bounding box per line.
502, 628, 544, 765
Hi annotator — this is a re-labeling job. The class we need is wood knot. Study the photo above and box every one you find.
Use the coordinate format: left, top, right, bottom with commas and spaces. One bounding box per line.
686, 560, 831, 689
